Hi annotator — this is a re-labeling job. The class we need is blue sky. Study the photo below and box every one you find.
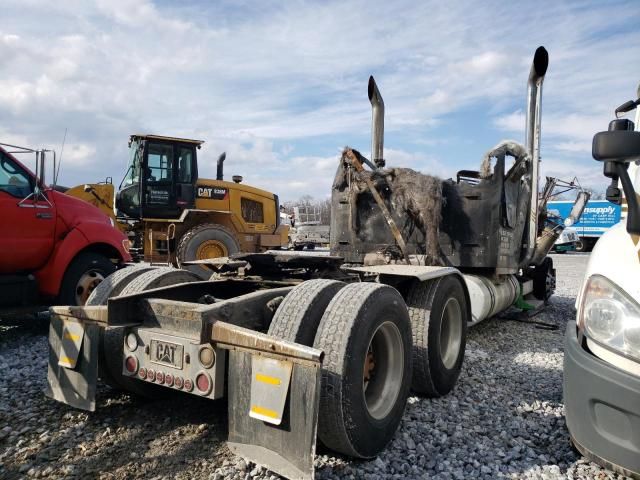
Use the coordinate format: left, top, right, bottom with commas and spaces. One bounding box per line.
1, 0, 639, 200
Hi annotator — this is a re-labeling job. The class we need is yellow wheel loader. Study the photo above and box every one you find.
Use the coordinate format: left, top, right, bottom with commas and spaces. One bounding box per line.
66, 134, 289, 277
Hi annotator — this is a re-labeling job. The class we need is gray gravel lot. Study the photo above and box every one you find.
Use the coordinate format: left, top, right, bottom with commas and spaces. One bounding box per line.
0, 253, 632, 479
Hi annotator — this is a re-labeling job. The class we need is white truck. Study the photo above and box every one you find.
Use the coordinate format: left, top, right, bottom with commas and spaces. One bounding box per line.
563, 85, 640, 478
290, 205, 330, 250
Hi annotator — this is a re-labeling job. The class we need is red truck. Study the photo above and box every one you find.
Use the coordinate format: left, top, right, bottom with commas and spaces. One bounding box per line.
0, 143, 131, 310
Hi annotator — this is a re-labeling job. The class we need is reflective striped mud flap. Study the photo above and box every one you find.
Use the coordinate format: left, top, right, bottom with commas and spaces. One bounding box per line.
45, 312, 100, 412
227, 350, 321, 480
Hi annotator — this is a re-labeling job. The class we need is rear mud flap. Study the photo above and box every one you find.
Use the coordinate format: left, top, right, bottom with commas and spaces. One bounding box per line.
45, 314, 100, 411
227, 350, 321, 480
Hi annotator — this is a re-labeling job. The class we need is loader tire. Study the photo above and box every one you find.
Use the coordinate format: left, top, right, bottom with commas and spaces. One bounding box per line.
267, 279, 345, 345
313, 283, 412, 459
407, 276, 468, 397
86, 265, 156, 306
177, 223, 241, 279
58, 252, 116, 306
102, 268, 200, 398
86, 265, 156, 390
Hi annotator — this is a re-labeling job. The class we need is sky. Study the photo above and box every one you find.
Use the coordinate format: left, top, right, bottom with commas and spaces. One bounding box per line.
1, 0, 639, 201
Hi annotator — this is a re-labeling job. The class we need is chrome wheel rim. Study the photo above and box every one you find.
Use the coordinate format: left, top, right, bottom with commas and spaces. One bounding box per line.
363, 321, 404, 420
75, 270, 105, 305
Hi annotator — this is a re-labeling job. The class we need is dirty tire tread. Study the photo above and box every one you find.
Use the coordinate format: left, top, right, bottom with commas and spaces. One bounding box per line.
407, 275, 468, 397
268, 279, 345, 345
313, 282, 412, 459
86, 265, 156, 306
119, 267, 201, 296
176, 223, 240, 278
407, 278, 441, 397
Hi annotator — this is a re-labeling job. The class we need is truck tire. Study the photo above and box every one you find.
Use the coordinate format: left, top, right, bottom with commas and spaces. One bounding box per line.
102, 268, 200, 397
267, 280, 345, 345
86, 265, 157, 390
313, 283, 412, 458
575, 238, 594, 253
177, 223, 241, 279
532, 257, 556, 302
58, 252, 116, 306
86, 265, 156, 306
407, 276, 468, 397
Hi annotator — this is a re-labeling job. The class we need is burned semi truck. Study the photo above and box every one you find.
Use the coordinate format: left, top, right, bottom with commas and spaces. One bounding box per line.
46, 47, 557, 480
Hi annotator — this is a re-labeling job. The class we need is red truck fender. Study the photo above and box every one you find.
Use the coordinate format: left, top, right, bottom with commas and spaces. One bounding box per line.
36, 223, 131, 299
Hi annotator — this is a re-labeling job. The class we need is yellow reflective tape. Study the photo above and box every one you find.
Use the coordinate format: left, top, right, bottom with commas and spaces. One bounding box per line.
60, 356, 73, 365
64, 332, 80, 341
255, 373, 281, 386
250, 405, 279, 419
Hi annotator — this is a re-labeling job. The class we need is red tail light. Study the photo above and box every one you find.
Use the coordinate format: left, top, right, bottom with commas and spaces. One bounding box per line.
195, 372, 211, 395
124, 356, 138, 374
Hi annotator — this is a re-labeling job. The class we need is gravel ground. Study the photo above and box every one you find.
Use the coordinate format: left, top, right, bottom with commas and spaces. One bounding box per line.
0, 253, 632, 479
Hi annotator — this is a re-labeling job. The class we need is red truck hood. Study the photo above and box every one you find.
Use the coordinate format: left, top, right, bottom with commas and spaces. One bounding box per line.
51, 189, 114, 229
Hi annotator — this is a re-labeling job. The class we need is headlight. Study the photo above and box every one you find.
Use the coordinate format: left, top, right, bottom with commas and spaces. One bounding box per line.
579, 274, 640, 361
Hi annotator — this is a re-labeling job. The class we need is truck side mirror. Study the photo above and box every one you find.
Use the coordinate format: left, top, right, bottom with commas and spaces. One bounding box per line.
593, 128, 640, 235
592, 130, 640, 162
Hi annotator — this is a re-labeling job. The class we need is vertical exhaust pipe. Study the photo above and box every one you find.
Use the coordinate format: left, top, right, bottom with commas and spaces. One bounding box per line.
216, 152, 226, 181
524, 46, 549, 265
368, 76, 385, 168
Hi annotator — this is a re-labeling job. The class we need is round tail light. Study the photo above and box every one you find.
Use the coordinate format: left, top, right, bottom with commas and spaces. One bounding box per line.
184, 379, 194, 392
174, 377, 184, 389
138, 367, 147, 379
198, 346, 215, 368
195, 372, 212, 395
165, 374, 174, 387
124, 356, 138, 375
147, 369, 156, 381
156, 371, 165, 384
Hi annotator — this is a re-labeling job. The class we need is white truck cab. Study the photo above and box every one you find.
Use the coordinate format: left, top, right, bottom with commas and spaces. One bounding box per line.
563, 87, 640, 478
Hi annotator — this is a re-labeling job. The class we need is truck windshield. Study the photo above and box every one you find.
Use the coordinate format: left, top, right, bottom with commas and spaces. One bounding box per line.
122, 140, 142, 187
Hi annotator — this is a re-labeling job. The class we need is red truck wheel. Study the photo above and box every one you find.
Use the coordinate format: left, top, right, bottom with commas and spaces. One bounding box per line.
58, 252, 116, 306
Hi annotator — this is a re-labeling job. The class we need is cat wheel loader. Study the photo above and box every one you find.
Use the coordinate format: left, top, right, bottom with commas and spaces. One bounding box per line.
66, 134, 289, 278
48, 47, 566, 480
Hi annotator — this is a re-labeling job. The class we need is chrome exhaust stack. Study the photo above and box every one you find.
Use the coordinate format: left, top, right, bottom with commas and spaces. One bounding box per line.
368, 76, 385, 168
524, 46, 549, 265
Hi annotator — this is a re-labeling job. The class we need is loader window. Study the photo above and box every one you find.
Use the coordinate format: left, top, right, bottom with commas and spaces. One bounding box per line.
0, 152, 32, 198
147, 143, 173, 182
177, 147, 193, 183
241, 198, 264, 223
123, 140, 142, 187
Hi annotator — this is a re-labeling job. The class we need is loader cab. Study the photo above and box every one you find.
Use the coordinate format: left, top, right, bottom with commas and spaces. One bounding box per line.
117, 134, 201, 219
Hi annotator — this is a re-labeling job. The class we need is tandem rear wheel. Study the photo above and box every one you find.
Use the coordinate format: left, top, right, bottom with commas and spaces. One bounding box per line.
269, 280, 413, 459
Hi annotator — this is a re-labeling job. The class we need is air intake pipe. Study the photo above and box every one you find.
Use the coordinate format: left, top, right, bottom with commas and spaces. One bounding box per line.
368, 76, 385, 168
216, 152, 226, 181
523, 46, 549, 266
